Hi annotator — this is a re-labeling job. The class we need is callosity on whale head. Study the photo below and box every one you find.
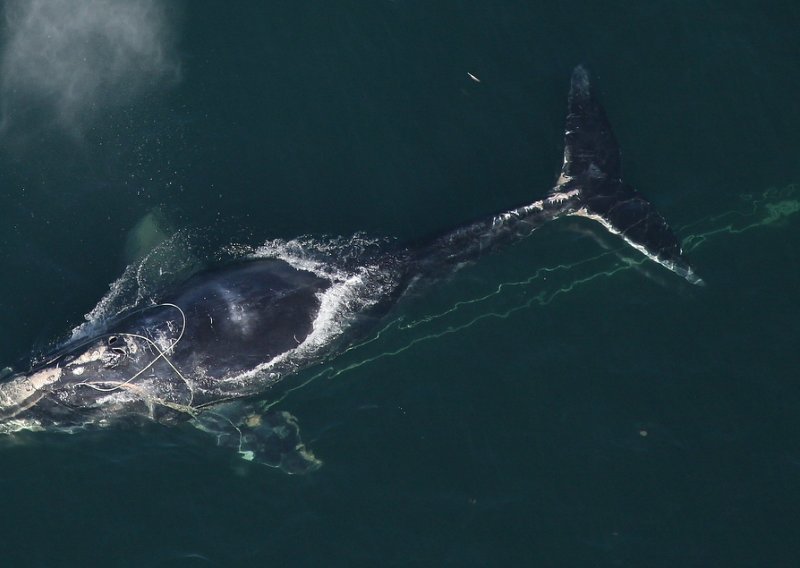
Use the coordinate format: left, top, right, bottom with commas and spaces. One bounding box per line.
0, 316, 193, 434
0, 322, 325, 474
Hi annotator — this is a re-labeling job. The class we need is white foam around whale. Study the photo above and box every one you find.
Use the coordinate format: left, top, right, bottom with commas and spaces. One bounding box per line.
223, 236, 396, 384
67, 233, 397, 387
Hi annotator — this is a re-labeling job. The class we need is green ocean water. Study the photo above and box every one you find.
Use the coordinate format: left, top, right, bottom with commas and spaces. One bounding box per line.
0, 1, 799, 566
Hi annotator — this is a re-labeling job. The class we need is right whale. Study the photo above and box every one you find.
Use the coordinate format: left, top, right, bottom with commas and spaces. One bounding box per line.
0, 66, 701, 472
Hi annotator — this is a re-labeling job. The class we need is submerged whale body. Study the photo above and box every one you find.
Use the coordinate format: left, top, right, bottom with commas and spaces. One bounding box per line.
0, 67, 702, 472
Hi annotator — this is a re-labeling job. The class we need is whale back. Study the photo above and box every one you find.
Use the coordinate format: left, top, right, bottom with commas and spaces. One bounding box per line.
159, 259, 330, 380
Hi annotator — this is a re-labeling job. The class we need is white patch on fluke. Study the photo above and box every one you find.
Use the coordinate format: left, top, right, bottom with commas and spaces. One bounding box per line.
547, 189, 581, 205
571, 208, 703, 285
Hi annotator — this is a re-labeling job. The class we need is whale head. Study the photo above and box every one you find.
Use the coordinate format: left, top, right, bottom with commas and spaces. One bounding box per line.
0, 327, 185, 434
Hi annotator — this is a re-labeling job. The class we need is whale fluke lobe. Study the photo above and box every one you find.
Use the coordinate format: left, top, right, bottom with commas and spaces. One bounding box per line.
559, 64, 622, 184
557, 66, 703, 285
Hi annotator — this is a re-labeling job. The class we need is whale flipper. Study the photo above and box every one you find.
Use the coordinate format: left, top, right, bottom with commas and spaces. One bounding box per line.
555, 66, 703, 285
194, 404, 322, 474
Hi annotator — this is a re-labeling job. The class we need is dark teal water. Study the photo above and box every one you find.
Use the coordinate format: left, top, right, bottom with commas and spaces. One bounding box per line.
1, 2, 799, 566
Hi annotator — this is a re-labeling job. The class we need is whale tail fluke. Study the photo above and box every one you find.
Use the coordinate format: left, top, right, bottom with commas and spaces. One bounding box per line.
409, 66, 702, 286
553, 65, 703, 285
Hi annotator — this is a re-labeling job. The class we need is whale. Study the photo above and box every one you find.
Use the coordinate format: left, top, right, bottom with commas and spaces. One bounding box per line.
0, 67, 702, 472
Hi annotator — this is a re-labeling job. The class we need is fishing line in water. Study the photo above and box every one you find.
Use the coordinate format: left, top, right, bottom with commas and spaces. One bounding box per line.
263, 185, 800, 409
260, 247, 640, 410
397, 248, 619, 332
679, 184, 799, 252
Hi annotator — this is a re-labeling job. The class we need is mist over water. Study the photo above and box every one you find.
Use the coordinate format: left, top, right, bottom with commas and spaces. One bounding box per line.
0, 0, 180, 139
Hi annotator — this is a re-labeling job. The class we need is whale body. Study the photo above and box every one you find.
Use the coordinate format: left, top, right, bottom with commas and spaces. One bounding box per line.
0, 67, 701, 472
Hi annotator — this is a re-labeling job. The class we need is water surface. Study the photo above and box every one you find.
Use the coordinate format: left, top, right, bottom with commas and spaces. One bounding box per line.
0, 2, 798, 566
